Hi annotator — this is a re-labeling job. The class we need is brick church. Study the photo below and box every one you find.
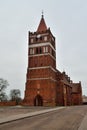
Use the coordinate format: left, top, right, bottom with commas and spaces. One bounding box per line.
23, 14, 82, 106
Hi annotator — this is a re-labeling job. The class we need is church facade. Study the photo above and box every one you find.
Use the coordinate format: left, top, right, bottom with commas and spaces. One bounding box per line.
23, 14, 82, 106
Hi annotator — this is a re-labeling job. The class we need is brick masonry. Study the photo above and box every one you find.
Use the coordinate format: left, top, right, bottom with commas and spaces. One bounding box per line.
23, 15, 82, 106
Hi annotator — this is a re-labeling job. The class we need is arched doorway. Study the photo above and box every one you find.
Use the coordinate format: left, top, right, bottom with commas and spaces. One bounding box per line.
34, 95, 43, 106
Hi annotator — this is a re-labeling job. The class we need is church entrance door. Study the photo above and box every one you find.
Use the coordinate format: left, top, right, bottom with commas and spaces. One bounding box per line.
34, 95, 43, 106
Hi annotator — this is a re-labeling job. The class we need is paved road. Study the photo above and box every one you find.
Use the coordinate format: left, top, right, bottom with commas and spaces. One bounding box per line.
0, 106, 51, 118
0, 106, 87, 130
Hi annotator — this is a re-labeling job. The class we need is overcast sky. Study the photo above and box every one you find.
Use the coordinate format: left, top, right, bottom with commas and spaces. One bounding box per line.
0, 0, 87, 98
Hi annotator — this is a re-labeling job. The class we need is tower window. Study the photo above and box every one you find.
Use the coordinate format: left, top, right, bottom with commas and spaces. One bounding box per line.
30, 48, 34, 55
46, 47, 48, 52
52, 37, 54, 42
50, 48, 52, 54
33, 49, 34, 54
52, 49, 54, 56
36, 47, 42, 54
36, 48, 39, 54
43, 46, 48, 53
44, 36, 47, 41
40, 47, 42, 54
43, 47, 45, 53
31, 38, 34, 43
36, 37, 38, 42
40, 36, 42, 40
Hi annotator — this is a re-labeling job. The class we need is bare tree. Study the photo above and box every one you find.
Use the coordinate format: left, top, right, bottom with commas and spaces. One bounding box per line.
0, 78, 9, 102
0, 92, 8, 101
10, 89, 21, 105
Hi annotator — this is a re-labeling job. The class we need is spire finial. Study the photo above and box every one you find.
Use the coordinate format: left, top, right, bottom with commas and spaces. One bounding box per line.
42, 10, 44, 18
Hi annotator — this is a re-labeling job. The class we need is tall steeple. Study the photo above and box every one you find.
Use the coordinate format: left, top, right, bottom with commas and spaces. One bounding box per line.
24, 14, 57, 107
37, 12, 47, 32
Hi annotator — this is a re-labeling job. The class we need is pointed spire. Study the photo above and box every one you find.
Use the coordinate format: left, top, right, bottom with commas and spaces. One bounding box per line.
37, 12, 47, 32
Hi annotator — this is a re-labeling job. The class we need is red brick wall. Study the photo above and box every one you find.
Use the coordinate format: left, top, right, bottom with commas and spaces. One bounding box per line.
29, 55, 56, 69
27, 68, 56, 80
56, 82, 64, 106
72, 93, 82, 105
66, 86, 72, 106
24, 79, 57, 106
0, 101, 16, 106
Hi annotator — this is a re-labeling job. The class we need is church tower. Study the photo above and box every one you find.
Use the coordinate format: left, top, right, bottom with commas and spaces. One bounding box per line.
24, 14, 57, 106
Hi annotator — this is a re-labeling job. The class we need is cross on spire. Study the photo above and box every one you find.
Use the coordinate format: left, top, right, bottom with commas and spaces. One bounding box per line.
42, 10, 44, 18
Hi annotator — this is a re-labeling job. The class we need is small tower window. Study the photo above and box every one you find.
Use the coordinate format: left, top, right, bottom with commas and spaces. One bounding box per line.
43, 47, 45, 53
43, 46, 48, 53
50, 48, 52, 54
33, 49, 34, 54
46, 47, 48, 52
31, 38, 34, 43
40, 36, 42, 40
52, 49, 54, 56
30, 49, 32, 54
52, 37, 54, 42
44, 36, 47, 41
36, 48, 39, 54
36, 37, 38, 42
30, 48, 34, 55
40, 47, 42, 54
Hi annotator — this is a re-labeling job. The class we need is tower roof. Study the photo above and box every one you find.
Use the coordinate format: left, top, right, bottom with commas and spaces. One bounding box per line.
37, 14, 47, 32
